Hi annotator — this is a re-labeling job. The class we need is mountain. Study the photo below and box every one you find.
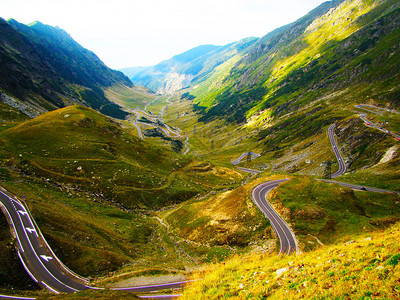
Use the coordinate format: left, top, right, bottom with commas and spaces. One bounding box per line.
122, 39, 258, 94
190, 0, 400, 123
0, 18, 149, 119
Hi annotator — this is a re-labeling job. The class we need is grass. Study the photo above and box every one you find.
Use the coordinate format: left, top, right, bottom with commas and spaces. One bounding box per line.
156, 172, 399, 267
0, 105, 243, 209
333, 117, 400, 192
0, 104, 244, 282
160, 175, 285, 249
104, 84, 155, 110
271, 176, 400, 250
0, 0, 399, 296
181, 221, 400, 299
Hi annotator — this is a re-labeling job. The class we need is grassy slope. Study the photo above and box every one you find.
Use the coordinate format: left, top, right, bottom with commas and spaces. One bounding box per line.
0, 105, 243, 209
89, 0, 400, 295
182, 221, 400, 299
271, 176, 400, 249
160, 173, 400, 252
158, 175, 290, 259
0, 104, 244, 283
334, 116, 400, 192
104, 84, 155, 111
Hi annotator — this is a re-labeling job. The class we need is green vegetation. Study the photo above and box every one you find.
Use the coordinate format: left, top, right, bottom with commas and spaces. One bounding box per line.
0, 105, 244, 282
189, 0, 400, 130
160, 175, 280, 248
272, 176, 400, 250
182, 221, 400, 299
334, 117, 400, 192
104, 84, 155, 110
0, 105, 242, 209
1, 0, 400, 297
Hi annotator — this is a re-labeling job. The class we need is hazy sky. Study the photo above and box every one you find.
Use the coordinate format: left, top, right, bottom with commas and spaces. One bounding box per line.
3, 0, 327, 69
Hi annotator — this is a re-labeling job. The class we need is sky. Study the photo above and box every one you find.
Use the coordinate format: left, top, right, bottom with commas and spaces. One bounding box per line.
2, 0, 327, 69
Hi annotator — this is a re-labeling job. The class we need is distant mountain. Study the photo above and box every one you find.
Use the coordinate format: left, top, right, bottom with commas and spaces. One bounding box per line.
121, 39, 258, 94
0, 18, 141, 119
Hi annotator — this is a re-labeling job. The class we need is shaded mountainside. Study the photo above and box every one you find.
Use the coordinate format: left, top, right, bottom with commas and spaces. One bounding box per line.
0, 18, 143, 119
122, 38, 258, 94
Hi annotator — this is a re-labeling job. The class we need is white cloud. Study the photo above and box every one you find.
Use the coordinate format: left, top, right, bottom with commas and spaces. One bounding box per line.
2, 0, 327, 68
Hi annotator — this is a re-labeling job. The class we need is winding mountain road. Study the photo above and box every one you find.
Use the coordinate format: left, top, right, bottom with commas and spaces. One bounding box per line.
328, 124, 347, 178
251, 179, 298, 255
356, 104, 400, 141
132, 96, 190, 154
0, 188, 190, 297
0, 189, 89, 294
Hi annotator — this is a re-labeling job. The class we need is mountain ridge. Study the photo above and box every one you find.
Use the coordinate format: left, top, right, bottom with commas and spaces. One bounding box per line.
0, 18, 150, 119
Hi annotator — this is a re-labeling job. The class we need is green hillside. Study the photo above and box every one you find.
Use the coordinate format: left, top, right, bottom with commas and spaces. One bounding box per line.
0, 105, 241, 209
0, 105, 243, 286
191, 0, 400, 123
1, 0, 400, 297
182, 221, 400, 299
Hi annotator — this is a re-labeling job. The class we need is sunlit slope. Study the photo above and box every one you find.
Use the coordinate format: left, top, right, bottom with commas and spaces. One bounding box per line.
191, 0, 400, 123
163, 173, 399, 252
182, 220, 400, 299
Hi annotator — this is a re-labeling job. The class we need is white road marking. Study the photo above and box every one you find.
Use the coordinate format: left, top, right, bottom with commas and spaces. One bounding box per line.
40, 255, 53, 262
25, 227, 38, 236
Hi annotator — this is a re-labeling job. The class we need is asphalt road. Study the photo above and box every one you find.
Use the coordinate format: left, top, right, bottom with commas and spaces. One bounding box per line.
0, 188, 190, 297
237, 167, 262, 174
328, 124, 347, 178
0, 189, 89, 294
251, 179, 298, 255
358, 114, 400, 141
320, 179, 400, 195
231, 152, 261, 165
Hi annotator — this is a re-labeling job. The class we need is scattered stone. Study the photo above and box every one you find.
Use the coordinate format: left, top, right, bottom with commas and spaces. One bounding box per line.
276, 267, 288, 277
77, 166, 82, 171
344, 240, 355, 246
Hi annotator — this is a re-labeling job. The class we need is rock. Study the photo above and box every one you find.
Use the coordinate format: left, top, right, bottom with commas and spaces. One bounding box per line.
276, 267, 288, 277
294, 207, 325, 220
